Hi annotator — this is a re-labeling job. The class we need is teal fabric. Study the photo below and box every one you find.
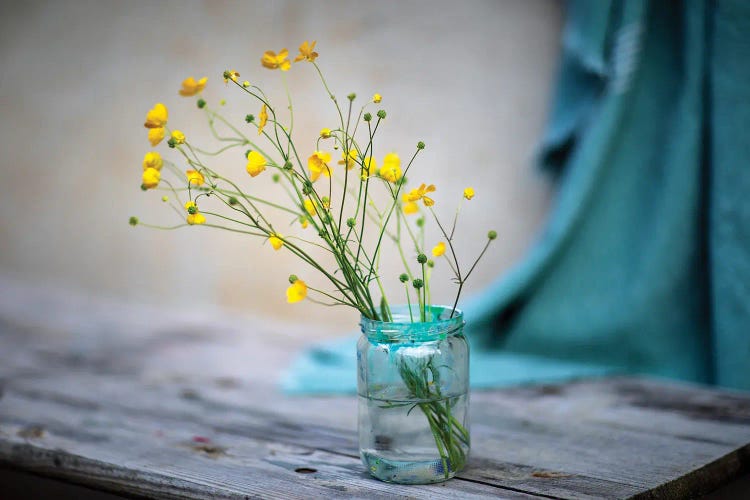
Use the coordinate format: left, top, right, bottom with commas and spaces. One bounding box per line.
283, 0, 750, 394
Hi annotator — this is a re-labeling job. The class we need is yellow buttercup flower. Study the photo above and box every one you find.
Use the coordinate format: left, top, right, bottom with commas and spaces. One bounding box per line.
463, 187, 475, 200
261, 49, 291, 71
171, 130, 186, 144
142, 151, 163, 171
246, 151, 266, 177
379, 153, 402, 183
303, 199, 317, 216
373, 93, 382, 103
308, 150, 332, 182
224, 70, 240, 84
179, 76, 207, 97
144, 103, 168, 128
338, 149, 357, 170
186, 169, 205, 186
142, 167, 161, 189
269, 234, 284, 251
184, 201, 206, 225
286, 279, 307, 303
294, 40, 319, 63
405, 183, 436, 207
258, 104, 268, 136
320, 128, 331, 139
432, 242, 446, 257
148, 127, 165, 146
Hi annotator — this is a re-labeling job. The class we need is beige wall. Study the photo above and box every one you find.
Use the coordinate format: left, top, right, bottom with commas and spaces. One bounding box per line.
0, 0, 562, 332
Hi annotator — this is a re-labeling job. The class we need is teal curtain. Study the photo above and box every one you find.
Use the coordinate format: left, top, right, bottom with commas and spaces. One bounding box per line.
283, 0, 750, 394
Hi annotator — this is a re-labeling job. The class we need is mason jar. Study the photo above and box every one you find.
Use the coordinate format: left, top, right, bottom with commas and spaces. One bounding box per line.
357, 305, 470, 484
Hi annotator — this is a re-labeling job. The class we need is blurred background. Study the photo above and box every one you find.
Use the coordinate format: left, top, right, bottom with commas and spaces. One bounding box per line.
0, 0, 562, 332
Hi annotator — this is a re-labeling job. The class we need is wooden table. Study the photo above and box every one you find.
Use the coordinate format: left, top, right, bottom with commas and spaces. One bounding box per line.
1, 280, 749, 499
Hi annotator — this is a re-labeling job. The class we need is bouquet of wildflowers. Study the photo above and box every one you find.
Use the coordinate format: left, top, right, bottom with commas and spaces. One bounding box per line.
134, 42, 496, 477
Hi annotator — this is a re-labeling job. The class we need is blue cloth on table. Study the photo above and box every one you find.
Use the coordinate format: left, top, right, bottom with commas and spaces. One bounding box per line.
283, 0, 750, 394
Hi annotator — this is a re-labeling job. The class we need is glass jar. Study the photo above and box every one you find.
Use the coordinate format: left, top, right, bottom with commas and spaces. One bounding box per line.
357, 305, 470, 484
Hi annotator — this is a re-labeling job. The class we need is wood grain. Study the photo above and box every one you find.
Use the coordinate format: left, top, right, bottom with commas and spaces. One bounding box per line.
0, 279, 749, 499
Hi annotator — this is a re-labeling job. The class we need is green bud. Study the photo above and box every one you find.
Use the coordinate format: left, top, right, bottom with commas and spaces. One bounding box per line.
228, 196, 239, 205
161, 195, 169, 202
399, 273, 409, 283
140, 184, 147, 191
128, 216, 139, 226
187, 205, 197, 215
488, 230, 498, 240
347, 92, 356, 101
245, 114, 255, 123
222, 70, 231, 80
376, 110, 386, 119
197, 98, 206, 109
167, 138, 176, 148
363, 112, 372, 122
417, 253, 427, 264
417, 141, 425, 150
283, 161, 293, 170
288, 274, 298, 284
272, 173, 280, 183
318, 229, 326, 238
416, 217, 425, 228
346, 217, 356, 228
302, 185, 312, 195
412, 279, 424, 289
427, 260, 435, 268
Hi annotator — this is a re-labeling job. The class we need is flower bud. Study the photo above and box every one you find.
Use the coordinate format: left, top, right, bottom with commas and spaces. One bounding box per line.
242, 81, 250, 88
228, 196, 239, 205
197, 98, 206, 109
347, 93, 356, 101
399, 273, 409, 283
129, 216, 139, 226
288, 274, 298, 284
245, 114, 255, 123
417, 141, 425, 150
222, 70, 231, 80
283, 161, 293, 170
302, 185, 312, 195
272, 173, 280, 183
167, 138, 176, 148
427, 260, 435, 268
363, 112, 372, 122
187, 205, 198, 215
488, 230, 498, 240
161, 195, 169, 202
346, 217, 356, 228
412, 279, 424, 289
416, 217, 425, 228
376, 110, 386, 119
318, 229, 326, 238
417, 253, 427, 264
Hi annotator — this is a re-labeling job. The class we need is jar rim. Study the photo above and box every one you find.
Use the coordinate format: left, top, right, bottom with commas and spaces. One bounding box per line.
360, 304, 464, 342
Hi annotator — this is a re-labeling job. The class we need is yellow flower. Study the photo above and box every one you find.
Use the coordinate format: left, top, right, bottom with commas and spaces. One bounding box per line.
361, 156, 377, 179
308, 150, 332, 182
186, 169, 204, 186
286, 279, 307, 303
224, 70, 240, 84
463, 187, 475, 200
299, 215, 309, 229
406, 183, 436, 207
148, 127, 165, 146
294, 40, 319, 63
142, 167, 161, 189
320, 128, 331, 139
379, 153, 402, 183
144, 103, 168, 128
142, 151, 163, 171
246, 151, 266, 177
261, 49, 291, 71
258, 104, 268, 136
402, 195, 419, 215
179, 76, 207, 97
269, 234, 284, 251
373, 93, 382, 103
171, 130, 185, 144
303, 199, 317, 216
184, 201, 206, 225
432, 242, 446, 257
338, 149, 357, 170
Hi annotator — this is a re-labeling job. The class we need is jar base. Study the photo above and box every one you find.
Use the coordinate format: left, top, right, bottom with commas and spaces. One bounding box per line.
361, 449, 459, 484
